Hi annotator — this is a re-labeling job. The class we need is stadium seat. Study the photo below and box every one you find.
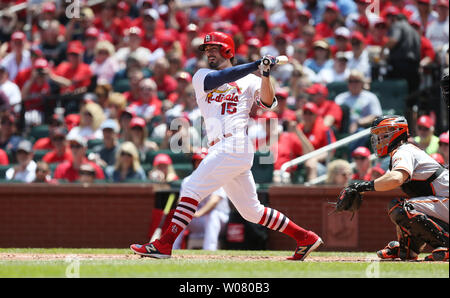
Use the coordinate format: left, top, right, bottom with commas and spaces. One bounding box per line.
370, 79, 408, 115
0, 165, 10, 179
29, 125, 50, 142
33, 150, 50, 162
144, 149, 192, 165
173, 163, 193, 179
326, 81, 348, 100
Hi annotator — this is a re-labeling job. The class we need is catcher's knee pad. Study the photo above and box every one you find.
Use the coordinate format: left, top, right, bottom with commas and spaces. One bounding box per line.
388, 198, 449, 249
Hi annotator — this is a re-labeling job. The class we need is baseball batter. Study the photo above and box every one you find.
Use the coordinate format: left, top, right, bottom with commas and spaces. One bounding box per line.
336, 115, 449, 261
131, 31, 322, 260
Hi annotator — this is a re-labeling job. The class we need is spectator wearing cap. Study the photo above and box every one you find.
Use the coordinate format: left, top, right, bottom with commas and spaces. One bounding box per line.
5, 140, 36, 183
106, 141, 146, 182
167, 71, 193, 104
92, 2, 121, 40
53, 135, 105, 183
128, 78, 162, 122
137, 9, 165, 53
425, 0, 449, 53
0, 31, 31, 81
438, 131, 449, 165
299, 0, 327, 25
67, 101, 105, 142
0, 64, 21, 114
50, 40, 93, 95
0, 114, 22, 152
42, 127, 72, 164
305, 83, 343, 131
20, 58, 51, 127
304, 40, 333, 74
335, 70, 382, 135
347, 31, 371, 79
414, 115, 440, 155
274, 1, 302, 38
129, 116, 158, 161
114, 1, 133, 40
331, 27, 352, 57
383, 8, 421, 107
345, 0, 379, 31
93, 119, 121, 167
366, 17, 389, 46
317, 51, 351, 84
148, 153, 178, 183
90, 40, 119, 85
114, 26, 152, 69
273, 87, 297, 125
225, 0, 258, 30
245, 38, 262, 63
351, 146, 372, 181
297, 102, 336, 181
315, 2, 341, 38
354, 15, 370, 36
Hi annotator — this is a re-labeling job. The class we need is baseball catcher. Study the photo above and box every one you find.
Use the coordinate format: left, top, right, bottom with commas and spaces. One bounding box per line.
334, 115, 449, 261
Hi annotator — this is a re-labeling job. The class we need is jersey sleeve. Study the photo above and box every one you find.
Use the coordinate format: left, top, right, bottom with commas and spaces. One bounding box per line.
391, 148, 414, 179
192, 68, 215, 96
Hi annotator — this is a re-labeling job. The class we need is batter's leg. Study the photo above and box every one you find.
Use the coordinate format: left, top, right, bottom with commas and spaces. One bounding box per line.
222, 169, 323, 260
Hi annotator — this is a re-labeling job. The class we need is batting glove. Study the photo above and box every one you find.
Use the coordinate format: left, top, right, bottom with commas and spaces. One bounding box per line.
259, 55, 276, 77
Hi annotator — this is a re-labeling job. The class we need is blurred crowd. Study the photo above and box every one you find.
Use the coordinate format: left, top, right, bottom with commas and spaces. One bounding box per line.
0, 0, 448, 186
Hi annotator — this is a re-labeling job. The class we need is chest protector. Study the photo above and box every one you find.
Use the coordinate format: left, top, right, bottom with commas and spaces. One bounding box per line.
389, 160, 445, 197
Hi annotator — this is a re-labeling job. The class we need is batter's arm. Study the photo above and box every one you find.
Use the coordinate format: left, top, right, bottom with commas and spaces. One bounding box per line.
204, 61, 260, 91
259, 75, 276, 108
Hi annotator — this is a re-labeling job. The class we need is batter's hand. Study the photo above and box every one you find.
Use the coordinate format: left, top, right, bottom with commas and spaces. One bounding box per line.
259, 55, 276, 77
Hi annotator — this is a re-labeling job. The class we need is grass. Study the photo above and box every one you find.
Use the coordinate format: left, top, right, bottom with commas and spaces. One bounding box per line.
0, 248, 447, 278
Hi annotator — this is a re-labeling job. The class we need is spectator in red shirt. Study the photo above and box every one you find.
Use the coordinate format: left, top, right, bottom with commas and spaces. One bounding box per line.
128, 78, 162, 121
273, 87, 297, 129
0, 148, 8, 165
305, 83, 343, 131
409, 19, 436, 69
297, 102, 337, 181
225, 0, 256, 30
330, 27, 352, 57
53, 135, 104, 182
350, 146, 372, 181
315, 2, 341, 39
366, 17, 389, 46
197, 0, 230, 32
50, 41, 93, 94
42, 127, 72, 164
151, 57, 178, 101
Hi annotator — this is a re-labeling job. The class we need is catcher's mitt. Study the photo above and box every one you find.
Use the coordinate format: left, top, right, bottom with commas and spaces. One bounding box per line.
334, 186, 363, 219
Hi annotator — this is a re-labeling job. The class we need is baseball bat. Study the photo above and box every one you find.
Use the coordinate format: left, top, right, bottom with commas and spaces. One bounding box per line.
262, 55, 289, 66
150, 193, 176, 242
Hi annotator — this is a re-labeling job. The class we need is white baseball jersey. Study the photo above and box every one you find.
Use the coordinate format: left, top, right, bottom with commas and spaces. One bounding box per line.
192, 68, 272, 152
391, 143, 448, 198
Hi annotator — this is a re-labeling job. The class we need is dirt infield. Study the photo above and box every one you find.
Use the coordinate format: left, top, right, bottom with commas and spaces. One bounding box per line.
0, 252, 412, 262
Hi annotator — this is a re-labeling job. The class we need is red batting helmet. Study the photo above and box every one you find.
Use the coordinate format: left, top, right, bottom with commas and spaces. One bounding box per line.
198, 32, 235, 59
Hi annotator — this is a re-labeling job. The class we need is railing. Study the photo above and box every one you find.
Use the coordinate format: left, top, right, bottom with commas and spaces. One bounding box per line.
279, 128, 372, 181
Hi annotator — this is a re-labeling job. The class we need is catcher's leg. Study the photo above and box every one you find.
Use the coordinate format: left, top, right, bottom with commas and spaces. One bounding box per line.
386, 198, 449, 259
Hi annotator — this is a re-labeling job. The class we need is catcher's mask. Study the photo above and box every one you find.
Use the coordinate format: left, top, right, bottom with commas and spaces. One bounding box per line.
370, 115, 409, 157
198, 31, 235, 59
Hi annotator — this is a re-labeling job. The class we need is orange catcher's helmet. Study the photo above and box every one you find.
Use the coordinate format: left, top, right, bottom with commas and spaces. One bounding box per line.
198, 31, 235, 59
370, 115, 409, 157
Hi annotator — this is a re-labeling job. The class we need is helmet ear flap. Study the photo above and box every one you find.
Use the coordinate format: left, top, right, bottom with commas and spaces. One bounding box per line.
221, 46, 232, 59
